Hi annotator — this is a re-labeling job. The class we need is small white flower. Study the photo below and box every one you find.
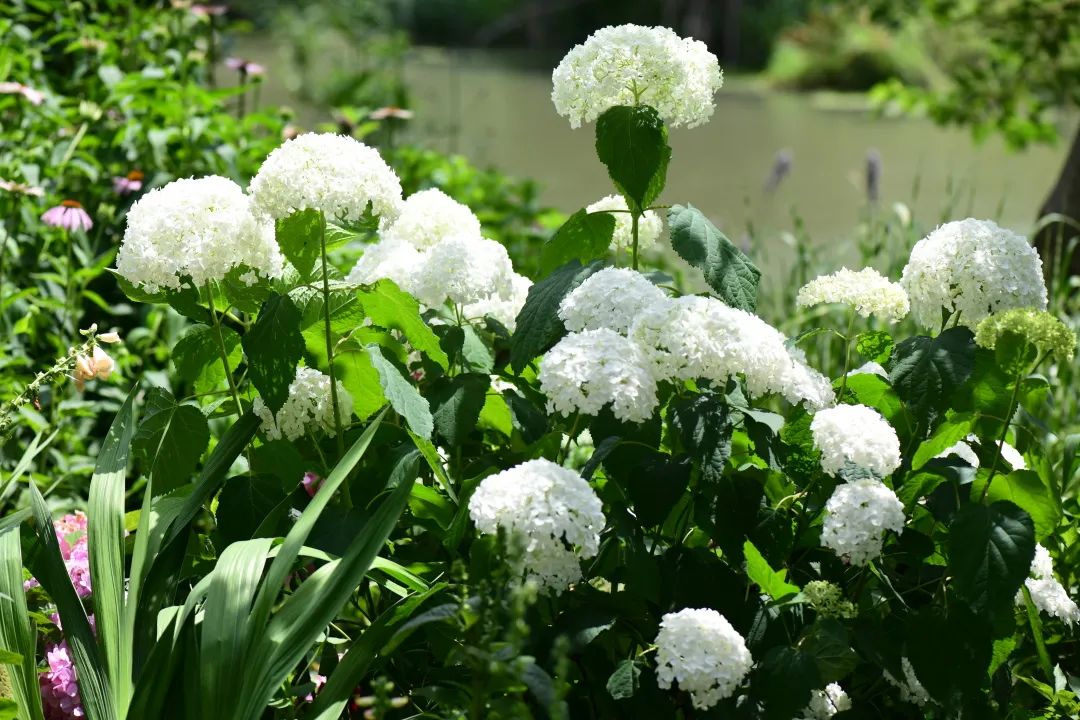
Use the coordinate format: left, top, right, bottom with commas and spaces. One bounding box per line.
253, 367, 353, 441
558, 267, 667, 334
821, 479, 905, 566
345, 239, 423, 294
411, 235, 516, 308
799, 683, 852, 720
811, 404, 901, 477
552, 24, 723, 129
462, 272, 532, 331
884, 657, 931, 706
539, 329, 658, 423
901, 218, 1047, 331
796, 267, 909, 323
381, 188, 482, 250
468, 459, 605, 592
586, 194, 664, 253
1018, 544, 1080, 624
248, 132, 402, 223
847, 361, 888, 378
654, 608, 752, 710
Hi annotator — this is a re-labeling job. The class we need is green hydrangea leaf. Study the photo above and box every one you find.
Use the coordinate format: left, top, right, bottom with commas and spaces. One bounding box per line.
594, 105, 670, 213
668, 203, 761, 312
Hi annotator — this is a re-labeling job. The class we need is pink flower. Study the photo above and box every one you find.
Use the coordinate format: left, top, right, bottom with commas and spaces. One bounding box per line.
225, 57, 265, 76
368, 106, 414, 121
0, 81, 45, 105
41, 201, 93, 232
40, 641, 84, 719
304, 670, 327, 703
301, 472, 323, 498
190, 4, 227, 16
112, 170, 143, 196
25, 513, 93, 597
0, 178, 44, 197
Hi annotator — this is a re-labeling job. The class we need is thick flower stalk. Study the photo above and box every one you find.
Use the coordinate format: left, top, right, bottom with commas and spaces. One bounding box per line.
901, 218, 1047, 331
253, 367, 354, 442
654, 608, 752, 710
821, 479, 905, 566
810, 404, 901, 477
552, 24, 723, 128
796, 267, 909, 323
468, 459, 605, 592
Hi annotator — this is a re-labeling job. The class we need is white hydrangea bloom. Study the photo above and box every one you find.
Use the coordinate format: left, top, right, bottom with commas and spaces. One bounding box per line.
848, 361, 888, 378
901, 218, 1047, 331
654, 608, 752, 710
463, 272, 532, 331
345, 239, 423, 294
558, 267, 667, 334
810, 404, 901, 477
937, 435, 1026, 471
412, 235, 515, 308
796, 267, 909, 322
539, 329, 658, 423
629, 295, 834, 409
1018, 544, 1080, 624
799, 683, 852, 720
821, 479, 905, 566
252, 367, 353, 441
381, 188, 482, 250
586, 194, 664, 253
552, 24, 723, 129
467, 459, 605, 592
884, 657, 931, 706
116, 176, 284, 292
248, 132, 402, 223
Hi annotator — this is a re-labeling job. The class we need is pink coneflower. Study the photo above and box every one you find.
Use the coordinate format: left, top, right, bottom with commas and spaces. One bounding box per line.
0, 178, 44, 197
301, 471, 323, 498
0, 81, 45, 105
42, 200, 93, 232
225, 57, 265, 77
112, 170, 144, 195
368, 106, 414, 121
190, 4, 227, 16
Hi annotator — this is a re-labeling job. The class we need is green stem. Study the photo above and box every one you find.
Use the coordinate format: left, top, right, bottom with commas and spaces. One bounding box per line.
318, 212, 346, 459
836, 309, 857, 400
205, 281, 243, 416
62, 231, 77, 337
630, 211, 640, 271
979, 367, 1026, 503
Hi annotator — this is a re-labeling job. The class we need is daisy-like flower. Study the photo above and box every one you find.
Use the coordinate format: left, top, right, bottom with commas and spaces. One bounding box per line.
112, 170, 144, 196
190, 4, 227, 16
369, 106, 414, 121
0, 81, 45, 105
225, 57, 266, 76
42, 201, 93, 232
796, 267, 909, 323
0, 178, 44, 197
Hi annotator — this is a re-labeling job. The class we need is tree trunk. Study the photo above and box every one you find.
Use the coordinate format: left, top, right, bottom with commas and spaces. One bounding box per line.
1036, 124, 1080, 281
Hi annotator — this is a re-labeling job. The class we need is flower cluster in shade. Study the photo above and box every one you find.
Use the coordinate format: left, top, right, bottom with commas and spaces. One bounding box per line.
901, 218, 1047, 331
41, 641, 84, 720
42, 201, 93, 232
24, 512, 92, 598
1018, 544, 1080, 624
803, 580, 856, 619
116, 175, 284, 292
798, 683, 852, 720
586, 194, 663, 253
248, 132, 402, 223
821, 478, 905, 566
938, 434, 1026, 472
810, 404, 901, 478
467, 459, 605, 592
884, 657, 931, 706
540, 268, 834, 424
253, 367, 354, 441
347, 188, 531, 329
975, 308, 1077, 365
796, 267, 909, 323
552, 24, 723, 129
654, 608, 752, 710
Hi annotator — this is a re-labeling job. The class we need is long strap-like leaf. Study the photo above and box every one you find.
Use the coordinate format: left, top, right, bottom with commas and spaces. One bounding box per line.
0, 525, 44, 720
87, 386, 138, 717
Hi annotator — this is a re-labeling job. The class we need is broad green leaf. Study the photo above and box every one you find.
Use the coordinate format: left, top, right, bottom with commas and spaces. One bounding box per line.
976, 470, 1060, 540
215, 475, 292, 544
0, 527, 44, 720
856, 330, 895, 364
429, 373, 489, 447
0, 699, 17, 720
606, 659, 641, 701
668, 204, 761, 312
912, 412, 977, 470
743, 540, 799, 601
275, 209, 323, 281
993, 329, 1038, 375
367, 346, 433, 438
798, 620, 858, 683
114, 274, 207, 324
333, 341, 390, 420
132, 387, 210, 495
889, 327, 976, 417
594, 105, 670, 212
670, 392, 732, 484
510, 259, 601, 373
172, 324, 242, 395
948, 501, 1034, 622
242, 293, 304, 413
752, 646, 820, 720
87, 388, 138, 716
539, 208, 616, 275
221, 266, 275, 314
357, 279, 448, 370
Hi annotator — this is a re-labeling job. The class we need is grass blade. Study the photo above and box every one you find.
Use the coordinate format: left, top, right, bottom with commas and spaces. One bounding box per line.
87, 386, 137, 717
0, 526, 44, 720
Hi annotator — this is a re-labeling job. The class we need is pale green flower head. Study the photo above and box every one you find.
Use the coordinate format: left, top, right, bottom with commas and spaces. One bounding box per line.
975, 308, 1077, 365
804, 580, 857, 619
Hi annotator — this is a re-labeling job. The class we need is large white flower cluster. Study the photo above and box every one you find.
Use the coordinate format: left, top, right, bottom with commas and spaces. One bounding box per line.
252, 367, 354, 441
410, 235, 516, 308
552, 24, 724, 129
799, 683, 852, 720
558, 267, 668, 334
380, 188, 482, 250
901, 218, 1047, 331
884, 657, 931, 706
821, 479, 905, 566
116, 176, 284, 292
539, 329, 658, 423
796, 267, 909, 323
462, 272, 533, 332
248, 132, 402, 223
1019, 544, 1080, 624
654, 608, 752, 710
810, 404, 901, 477
586, 194, 664, 253
467, 459, 605, 592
